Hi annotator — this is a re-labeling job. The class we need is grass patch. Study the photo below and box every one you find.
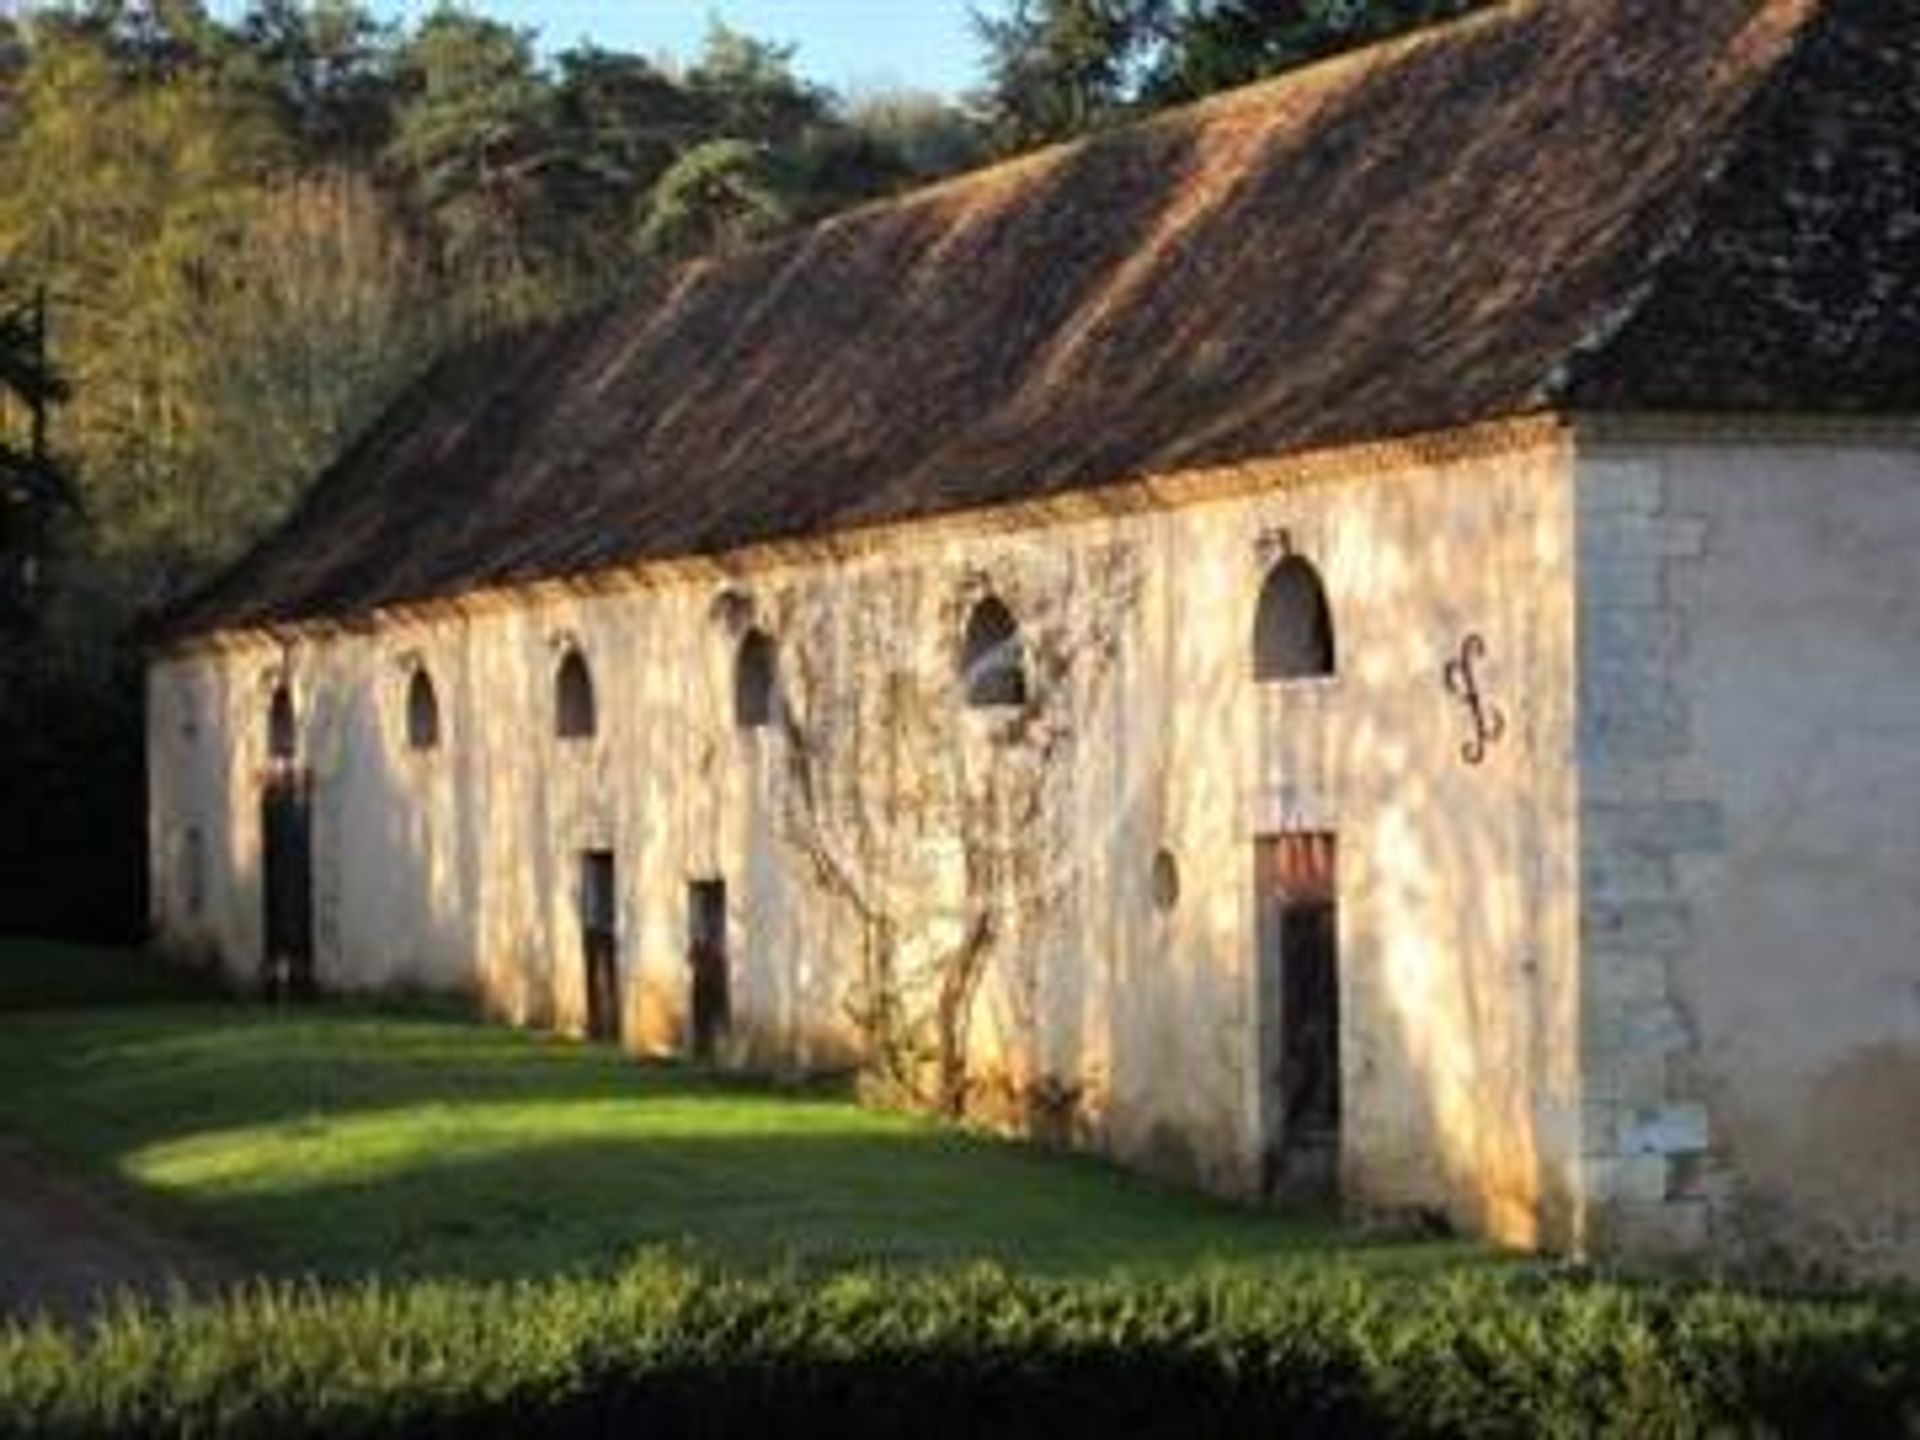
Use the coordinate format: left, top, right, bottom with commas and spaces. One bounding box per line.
0, 943, 1465, 1286
1, 941, 1913, 1435
2, 1257, 1914, 1438
0, 939, 226, 1012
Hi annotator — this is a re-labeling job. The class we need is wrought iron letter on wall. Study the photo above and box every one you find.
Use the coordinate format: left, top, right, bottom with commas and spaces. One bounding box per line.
1443, 633, 1505, 767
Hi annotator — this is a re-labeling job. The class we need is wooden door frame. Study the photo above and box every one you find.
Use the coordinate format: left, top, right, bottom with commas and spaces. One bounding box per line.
1253, 832, 1341, 1199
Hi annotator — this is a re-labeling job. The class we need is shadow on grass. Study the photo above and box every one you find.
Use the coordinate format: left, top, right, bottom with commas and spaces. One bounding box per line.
0, 978, 1491, 1289
0, 938, 230, 1012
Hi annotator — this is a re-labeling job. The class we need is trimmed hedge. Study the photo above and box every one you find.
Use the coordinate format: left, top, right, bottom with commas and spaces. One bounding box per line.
1, 1261, 1914, 1438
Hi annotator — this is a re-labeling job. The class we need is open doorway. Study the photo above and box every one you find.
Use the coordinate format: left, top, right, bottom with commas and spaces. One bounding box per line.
261, 772, 315, 998
688, 879, 730, 1060
580, 851, 620, 1043
1255, 832, 1340, 1200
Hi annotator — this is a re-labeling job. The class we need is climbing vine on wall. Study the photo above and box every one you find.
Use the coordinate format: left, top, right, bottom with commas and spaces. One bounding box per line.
769, 542, 1142, 1123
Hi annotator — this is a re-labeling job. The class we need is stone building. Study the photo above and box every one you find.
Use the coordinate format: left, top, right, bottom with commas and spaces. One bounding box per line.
146, 0, 1919, 1280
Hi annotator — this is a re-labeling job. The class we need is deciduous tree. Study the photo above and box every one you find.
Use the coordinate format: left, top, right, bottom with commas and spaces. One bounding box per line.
0, 288, 70, 631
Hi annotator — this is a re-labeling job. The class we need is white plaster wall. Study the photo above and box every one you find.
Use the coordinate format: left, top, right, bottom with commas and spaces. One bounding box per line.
147, 652, 258, 965
1577, 433, 1920, 1282
148, 429, 1580, 1247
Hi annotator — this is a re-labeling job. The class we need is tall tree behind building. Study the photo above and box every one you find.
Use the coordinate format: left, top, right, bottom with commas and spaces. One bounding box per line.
0, 4, 982, 611
0, 0, 985, 942
973, 0, 1486, 149
234, 0, 396, 166
0, 287, 70, 634
974, 0, 1162, 149
383, 10, 564, 326
549, 45, 706, 274
1144, 0, 1484, 101
0, 15, 284, 602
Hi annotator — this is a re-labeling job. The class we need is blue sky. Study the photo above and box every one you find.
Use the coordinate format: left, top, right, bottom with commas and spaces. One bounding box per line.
350, 2, 988, 98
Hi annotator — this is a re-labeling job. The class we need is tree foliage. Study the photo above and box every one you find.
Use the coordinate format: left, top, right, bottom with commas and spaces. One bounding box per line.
0, 0, 984, 940
974, 0, 1163, 149
637, 139, 791, 264
0, 15, 284, 595
0, 1, 985, 617
843, 87, 991, 179
384, 10, 561, 316
0, 287, 70, 632
684, 22, 825, 149
234, 0, 394, 164
1147, 0, 1485, 100
0, 0, 1472, 939
973, 0, 1488, 148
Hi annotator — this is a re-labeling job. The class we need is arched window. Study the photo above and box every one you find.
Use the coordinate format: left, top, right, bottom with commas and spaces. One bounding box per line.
1253, 556, 1336, 682
962, 595, 1027, 709
555, 648, 597, 740
406, 669, 441, 751
734, 629, 777, 730
267, 683, 297, 760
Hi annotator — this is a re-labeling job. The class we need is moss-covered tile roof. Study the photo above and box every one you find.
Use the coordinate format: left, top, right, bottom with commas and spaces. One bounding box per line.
160, 0, 1920, 641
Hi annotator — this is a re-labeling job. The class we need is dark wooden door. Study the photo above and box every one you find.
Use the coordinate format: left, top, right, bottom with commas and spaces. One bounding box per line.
688, 880, 729, 1061
261, 773, 315, 998
1255, 833, 1339, 1199
1280, 902, 1340, 1139
580, 851, 620, 1043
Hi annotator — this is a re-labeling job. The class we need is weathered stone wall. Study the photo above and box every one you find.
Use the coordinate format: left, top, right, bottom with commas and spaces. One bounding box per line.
147, 425, 1581, 1248
1575, 426, 1920, 1283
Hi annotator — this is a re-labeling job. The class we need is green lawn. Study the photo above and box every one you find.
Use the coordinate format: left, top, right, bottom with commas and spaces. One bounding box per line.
0, 940, 1479, 1286
4, 944, 1914, 1440
0, 937, 228, 1010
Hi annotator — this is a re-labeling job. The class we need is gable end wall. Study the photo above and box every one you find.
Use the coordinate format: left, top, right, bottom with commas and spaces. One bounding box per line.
1575, 424, 1920, 1283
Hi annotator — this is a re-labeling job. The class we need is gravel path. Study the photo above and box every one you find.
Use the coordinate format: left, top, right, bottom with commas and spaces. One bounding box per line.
0, 1145, 230, 1326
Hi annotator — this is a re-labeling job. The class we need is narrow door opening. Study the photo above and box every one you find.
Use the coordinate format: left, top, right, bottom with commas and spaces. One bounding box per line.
688, 880, 730, 1061
580, 851, 621, 1043
261, 773, 315, 999
1255, 833, 1340, 1201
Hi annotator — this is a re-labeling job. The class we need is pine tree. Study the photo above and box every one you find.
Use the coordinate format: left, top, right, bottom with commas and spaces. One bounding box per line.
636, 138, 791, 263
1145, 0, 1484, 101
973, 0, 1165, 150
0, 288, 70, 631
385, 10, 560, 320
235, 0, 397, 166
